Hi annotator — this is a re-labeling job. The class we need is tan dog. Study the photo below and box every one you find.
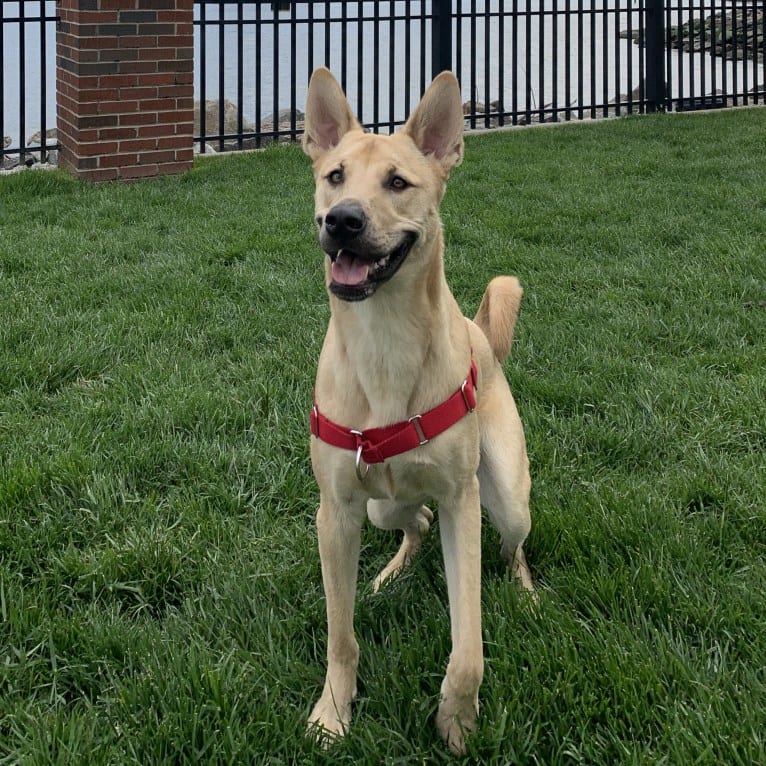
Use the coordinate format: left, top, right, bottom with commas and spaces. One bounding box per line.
302, 67, 534, 755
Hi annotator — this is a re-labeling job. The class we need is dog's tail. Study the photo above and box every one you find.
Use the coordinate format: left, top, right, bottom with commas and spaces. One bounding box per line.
473, 276, 523, 363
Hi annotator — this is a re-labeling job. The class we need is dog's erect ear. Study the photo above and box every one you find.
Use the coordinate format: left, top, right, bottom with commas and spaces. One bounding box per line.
401, 71, 464, 170
303, 68, 363, 161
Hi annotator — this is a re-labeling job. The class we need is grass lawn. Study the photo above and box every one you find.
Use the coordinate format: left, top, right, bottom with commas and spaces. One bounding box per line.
0, 107, 764, 764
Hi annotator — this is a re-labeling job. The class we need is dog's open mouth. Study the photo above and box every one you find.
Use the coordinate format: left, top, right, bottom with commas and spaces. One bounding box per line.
328, 233, 417, 301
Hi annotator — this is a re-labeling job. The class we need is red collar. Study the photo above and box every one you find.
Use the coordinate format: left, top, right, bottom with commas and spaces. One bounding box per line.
310, 356, 478, 479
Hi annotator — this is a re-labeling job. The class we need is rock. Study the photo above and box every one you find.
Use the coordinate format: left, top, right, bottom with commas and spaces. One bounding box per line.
626, 8, 765, 63
192, 101, 304, 149
1, 134, 61, 174
194, 99, 256, 137
24, 128, 58, 165
248, 117, 305, 148
609, 79, 670, 106
2, 154, 21, 171
193, 142, 218, 155
463, 100, 485, 115
462, 100, 515, 127
276, 108, 304, 123
27, 127, 58, 146
619, 29, 641, 43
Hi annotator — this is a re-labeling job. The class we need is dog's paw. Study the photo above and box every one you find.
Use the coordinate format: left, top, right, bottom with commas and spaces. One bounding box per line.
435, 700, 477, 756
307, 696, 351, 747
505, 544, 539, 605
372, 506, 433, 592
306, 720, 343, 749
435, 675, 479, 756
412, 504, 435, 535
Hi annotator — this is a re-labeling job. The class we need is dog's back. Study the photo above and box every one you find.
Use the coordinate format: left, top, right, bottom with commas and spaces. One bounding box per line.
473, 276, 523, 364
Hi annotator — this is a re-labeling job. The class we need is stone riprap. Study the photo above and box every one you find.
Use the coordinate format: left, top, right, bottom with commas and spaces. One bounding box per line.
622, 9, 764, 63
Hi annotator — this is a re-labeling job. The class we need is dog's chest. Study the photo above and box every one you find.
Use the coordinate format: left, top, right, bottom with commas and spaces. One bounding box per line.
359, 454, 445, 503
337, 308, 431, 415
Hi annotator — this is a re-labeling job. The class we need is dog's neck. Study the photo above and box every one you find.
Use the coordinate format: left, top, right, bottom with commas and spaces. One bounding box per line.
325, 236, 466, 426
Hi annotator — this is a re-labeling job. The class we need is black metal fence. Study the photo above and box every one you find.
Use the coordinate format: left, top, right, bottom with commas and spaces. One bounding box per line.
1, 1, 764, 164
1, 0, 58, 165
193, 0, 764, 151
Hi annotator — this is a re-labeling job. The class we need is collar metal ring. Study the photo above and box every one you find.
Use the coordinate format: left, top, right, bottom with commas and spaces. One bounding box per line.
355, 444, 370, 482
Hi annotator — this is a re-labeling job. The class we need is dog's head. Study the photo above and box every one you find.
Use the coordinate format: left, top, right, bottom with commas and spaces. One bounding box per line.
303, 68, 464, 302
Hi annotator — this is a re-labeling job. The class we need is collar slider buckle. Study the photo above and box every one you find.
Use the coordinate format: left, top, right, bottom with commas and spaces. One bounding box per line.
408, 415, 429, 446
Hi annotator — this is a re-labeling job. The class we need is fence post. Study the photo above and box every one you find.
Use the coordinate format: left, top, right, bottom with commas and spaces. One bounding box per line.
56, 0, 194, 181
645, 0, 667, 112
431, 0, 453, 78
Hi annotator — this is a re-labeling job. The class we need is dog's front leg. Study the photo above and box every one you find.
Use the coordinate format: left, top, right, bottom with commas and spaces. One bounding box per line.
308, 497, 365, 745
435, 476, 484, 755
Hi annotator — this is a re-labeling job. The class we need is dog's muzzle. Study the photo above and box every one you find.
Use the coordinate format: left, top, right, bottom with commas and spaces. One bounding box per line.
319, 203, 417, 302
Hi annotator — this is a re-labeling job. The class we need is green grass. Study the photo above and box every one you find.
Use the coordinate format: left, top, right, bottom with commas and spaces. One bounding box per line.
1, 107, 765, 764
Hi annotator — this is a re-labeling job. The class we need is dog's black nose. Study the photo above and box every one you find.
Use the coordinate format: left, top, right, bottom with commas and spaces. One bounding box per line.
324, 203, 366, 242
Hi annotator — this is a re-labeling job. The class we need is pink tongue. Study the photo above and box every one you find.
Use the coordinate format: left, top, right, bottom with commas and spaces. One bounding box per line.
331, 251, 370, 286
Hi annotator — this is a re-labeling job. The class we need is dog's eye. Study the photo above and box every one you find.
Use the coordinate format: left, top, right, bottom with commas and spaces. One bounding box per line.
389, 175, 410, 191
327, 169, 344, 185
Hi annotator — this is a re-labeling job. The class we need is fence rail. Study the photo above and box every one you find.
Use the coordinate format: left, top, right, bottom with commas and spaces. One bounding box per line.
1, 0, 764, 166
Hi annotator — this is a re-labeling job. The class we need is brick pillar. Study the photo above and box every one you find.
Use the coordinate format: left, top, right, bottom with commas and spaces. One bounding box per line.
56, 0, 194, 181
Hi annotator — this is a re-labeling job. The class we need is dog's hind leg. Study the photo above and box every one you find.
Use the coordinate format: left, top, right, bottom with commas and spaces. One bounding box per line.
367, 500, 433, 592
477, 381, 535, 595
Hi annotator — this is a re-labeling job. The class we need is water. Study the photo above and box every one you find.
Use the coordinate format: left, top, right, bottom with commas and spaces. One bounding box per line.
2, 0, 763, 149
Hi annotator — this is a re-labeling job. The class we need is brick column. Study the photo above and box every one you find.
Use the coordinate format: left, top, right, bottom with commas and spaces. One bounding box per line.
56, 0, 194, 181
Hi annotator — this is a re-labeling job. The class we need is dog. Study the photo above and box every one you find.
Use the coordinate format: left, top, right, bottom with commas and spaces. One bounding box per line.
302, 67, 534, 755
